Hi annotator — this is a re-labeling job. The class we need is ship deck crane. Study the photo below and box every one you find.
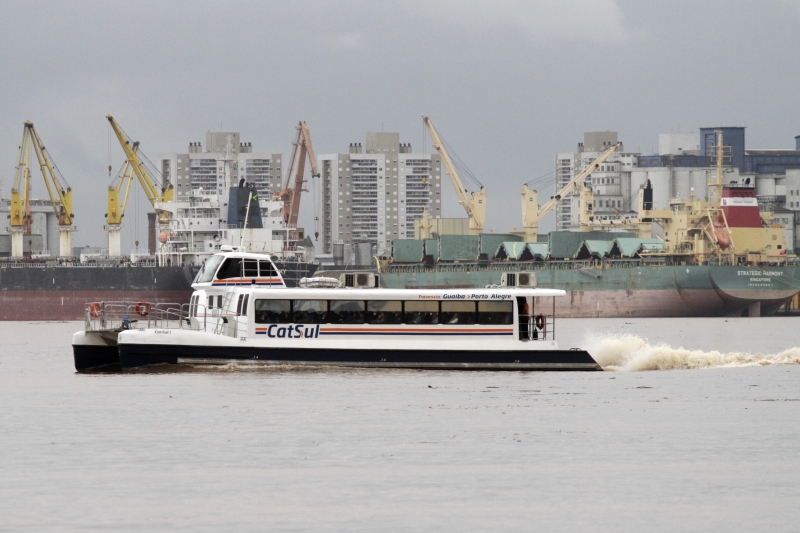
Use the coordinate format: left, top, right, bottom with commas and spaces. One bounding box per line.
521, 142, 621, 239
422, 115, 486, 235
104, 144, 138, 256
9, 122, 75, 258
275, 121, 319, 234
106, 115, 174, 255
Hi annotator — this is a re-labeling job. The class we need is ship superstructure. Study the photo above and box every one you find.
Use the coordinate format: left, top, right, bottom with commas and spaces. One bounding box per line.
151, 124, 317, 282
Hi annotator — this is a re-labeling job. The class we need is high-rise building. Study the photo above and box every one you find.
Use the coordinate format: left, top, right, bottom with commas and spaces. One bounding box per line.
554, 132, 638, 231
317, 132, 442, 254
159, 132, 283, 208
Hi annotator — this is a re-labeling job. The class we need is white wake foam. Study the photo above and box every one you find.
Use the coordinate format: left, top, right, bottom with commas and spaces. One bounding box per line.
588, 334, 800, 371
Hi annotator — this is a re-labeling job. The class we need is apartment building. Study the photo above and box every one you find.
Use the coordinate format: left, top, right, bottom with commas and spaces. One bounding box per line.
159, 131, 283, 203
317, 132, 442, 254
555, 132, 637, 230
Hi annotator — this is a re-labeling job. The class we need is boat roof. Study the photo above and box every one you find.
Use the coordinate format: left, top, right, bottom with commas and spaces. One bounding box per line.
209, 250, 280, 261
240, 287, 566, 299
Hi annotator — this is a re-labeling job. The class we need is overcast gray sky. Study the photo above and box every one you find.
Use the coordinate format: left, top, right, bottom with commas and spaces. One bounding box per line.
1, 0, 799, 250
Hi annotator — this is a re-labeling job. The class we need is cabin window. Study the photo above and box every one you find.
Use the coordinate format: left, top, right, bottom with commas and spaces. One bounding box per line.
405, 301, 439, 324
242, 295, 249, 316
477, 301, 513, 324
366, 301, 403, 324
216, 258, 242, 279
243, 259, 259, 278
236, 295, 244, 315
208, 295, 214, 309
195, 255, 224, 283
293, 300, 327, 323
259, 261, 277, 277
441, 301, 476, 324
190, 295, 198, 316
255, 299, 291, 323
328, 300, 365, 324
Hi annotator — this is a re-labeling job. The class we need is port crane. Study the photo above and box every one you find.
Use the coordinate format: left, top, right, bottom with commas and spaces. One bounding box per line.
104, 144, 138, 256
106, 115, 174, 256
9, 122, 75, 258
275, 121, 319, 233
422, 115, 486, 235
520, 142, 621, 239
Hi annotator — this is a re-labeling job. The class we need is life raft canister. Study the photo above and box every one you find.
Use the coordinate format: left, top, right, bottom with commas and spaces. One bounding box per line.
89, 302, 102, 319
135, 300, 152, 317
535, 314, 545, 330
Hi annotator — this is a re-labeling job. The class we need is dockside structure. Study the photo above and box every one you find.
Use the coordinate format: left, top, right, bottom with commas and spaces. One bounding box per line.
555, 128, 800, 251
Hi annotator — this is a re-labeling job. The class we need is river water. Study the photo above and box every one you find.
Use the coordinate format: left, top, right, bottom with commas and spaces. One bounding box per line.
1, 318, 799, 531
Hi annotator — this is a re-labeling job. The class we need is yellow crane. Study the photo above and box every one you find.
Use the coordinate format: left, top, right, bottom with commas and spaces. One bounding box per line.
9, 122, 75, 257
106, 115, 174, 255
521, 142, 621, 239
104, 144, 138, 256
422, 115, 486, 235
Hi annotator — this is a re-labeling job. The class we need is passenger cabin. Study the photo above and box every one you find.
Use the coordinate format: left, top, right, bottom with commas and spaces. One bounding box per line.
183, 252, 560, 343
244, 290, 556, 342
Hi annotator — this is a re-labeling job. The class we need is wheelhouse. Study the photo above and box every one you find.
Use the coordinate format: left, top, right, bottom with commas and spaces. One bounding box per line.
193, 251, 285, 289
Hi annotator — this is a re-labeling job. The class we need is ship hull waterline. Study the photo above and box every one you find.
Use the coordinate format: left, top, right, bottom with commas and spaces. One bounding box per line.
379, 264, 800, 318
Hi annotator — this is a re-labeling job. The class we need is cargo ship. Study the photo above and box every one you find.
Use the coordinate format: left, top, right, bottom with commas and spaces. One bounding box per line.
0, 120, 318, 321
378, 239, 800, 317
376, 136, 800, 317
0, 254, 316, 321
0, 186, 318, 321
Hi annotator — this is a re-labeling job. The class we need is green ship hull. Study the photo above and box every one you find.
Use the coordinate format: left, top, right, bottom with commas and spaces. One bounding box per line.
379, 261, 800, 317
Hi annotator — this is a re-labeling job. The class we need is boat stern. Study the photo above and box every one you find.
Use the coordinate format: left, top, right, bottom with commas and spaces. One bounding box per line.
72, 330, 120, 372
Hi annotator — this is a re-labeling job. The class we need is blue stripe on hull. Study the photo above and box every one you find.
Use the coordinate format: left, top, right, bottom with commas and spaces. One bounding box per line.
319, 331, 512, 336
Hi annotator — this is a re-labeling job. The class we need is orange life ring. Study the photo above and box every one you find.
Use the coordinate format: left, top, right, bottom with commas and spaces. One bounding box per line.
89, 302, 102, 319
135, 300, 152, 317
535, 314, 545, 330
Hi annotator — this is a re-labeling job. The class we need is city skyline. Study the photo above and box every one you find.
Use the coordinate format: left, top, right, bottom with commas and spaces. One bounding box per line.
2, 1, 800, 249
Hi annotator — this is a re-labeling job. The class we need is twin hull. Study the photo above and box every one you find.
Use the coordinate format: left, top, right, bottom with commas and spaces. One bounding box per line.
73, 322, 600, 372
380, 264, 800, 317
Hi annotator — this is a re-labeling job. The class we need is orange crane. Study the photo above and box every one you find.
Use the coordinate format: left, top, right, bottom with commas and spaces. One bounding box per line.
275, 121, 319, 229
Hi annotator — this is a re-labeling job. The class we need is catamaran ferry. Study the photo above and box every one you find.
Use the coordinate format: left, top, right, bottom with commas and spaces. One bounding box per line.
72, 250, 600, 371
